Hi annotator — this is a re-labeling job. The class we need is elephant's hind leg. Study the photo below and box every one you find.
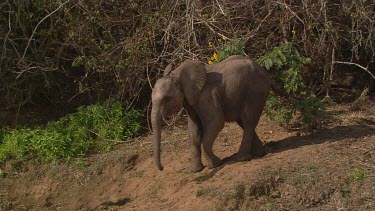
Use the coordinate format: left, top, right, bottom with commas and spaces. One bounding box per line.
235, 104, 264, 161
235, 130, 265, 161
235, 127, 255, 161
251, 132, 266, 157
202, 121, 224, 169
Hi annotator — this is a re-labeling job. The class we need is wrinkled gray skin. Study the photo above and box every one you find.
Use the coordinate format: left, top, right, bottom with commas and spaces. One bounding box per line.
151, 55, 271, 172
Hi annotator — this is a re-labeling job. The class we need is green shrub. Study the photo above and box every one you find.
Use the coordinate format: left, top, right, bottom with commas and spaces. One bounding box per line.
208, 39, 245, 64
264, 93, 292, 126
0, 128, 5, 144
294, 95, 325, 129
349, 169, 366, 181
0, 101, 142, 163
264, 94, 325, 130
0, 129, 34, 162
258, 43, 324, 130
257, 42, 310, 94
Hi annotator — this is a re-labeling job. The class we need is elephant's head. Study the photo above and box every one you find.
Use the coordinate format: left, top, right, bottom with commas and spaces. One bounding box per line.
151, 60, 207, 171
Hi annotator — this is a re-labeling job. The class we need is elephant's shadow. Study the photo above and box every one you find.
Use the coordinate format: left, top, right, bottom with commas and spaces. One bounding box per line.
193, 124, 375, 182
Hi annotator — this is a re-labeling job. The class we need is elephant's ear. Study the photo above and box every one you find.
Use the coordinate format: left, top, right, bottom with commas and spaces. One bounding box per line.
175, 60, 207, 106
163, 63, 173, 76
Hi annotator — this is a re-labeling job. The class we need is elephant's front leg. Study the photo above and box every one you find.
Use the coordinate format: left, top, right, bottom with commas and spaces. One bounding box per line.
187, 115, 204, 172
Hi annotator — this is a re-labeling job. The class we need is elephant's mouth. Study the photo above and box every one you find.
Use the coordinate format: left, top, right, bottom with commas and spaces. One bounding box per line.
160, 107, 178, 119
160, 110, 169, 119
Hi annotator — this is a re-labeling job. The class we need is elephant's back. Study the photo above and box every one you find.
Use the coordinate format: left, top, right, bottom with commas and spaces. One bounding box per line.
208, 56, 271, 121
206, 56, 269, 80
211, 56, 270, 93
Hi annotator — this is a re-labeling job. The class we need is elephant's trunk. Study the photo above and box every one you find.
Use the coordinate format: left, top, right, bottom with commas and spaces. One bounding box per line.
151, 106, 164, 171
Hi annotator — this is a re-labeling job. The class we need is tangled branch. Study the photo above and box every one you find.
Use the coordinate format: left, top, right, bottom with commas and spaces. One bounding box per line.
19, 0, 70, 63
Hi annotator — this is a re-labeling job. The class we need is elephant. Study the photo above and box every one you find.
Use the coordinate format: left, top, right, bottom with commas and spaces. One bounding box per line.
151, 55, 271, 172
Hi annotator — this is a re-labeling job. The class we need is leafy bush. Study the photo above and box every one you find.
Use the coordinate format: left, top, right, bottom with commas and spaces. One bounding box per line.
257, 43, 311, 94
258, 43, 324, 130
264, 93, 293, 126
0, 101, 142, 163
294, 95, 325, 128
208, 39, 245, 64
265, 95, 325, 130
0, 129, 5, 144
350, 168, 366, 181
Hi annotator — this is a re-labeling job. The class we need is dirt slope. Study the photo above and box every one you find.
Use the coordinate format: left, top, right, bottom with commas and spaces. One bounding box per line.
1, 105, 374, 211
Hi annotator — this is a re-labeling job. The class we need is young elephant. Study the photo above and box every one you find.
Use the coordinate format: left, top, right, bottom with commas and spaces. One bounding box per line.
151, 55, 271, 172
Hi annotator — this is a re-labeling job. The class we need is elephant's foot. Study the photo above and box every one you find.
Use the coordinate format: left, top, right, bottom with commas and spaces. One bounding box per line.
251, 139, 266, 158
191, 162, 205, 173
251, 145, 266, 158
206, 157, 223, 169
233, 152, 253, 162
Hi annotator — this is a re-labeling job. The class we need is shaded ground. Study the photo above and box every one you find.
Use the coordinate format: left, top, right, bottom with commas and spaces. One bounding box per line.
1, 104, 374, 210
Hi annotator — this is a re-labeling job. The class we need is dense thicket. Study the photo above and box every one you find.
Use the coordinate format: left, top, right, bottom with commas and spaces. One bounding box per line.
1, 0, 374, 121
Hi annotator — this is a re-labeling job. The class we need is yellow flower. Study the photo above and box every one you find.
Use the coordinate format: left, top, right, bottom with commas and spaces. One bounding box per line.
292, 29, 296, 35
213, 52, 218, 60
208, 41, 213, 47
208, 60, 213, 65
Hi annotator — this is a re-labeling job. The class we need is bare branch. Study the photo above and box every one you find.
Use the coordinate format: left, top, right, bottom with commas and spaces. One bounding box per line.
196, 17, 230, 41
246, 6, 276, 39
333, 61, 375, 80
1, 0, 12, 68
19, 0, 70, 63
214, 0, 226, 16
274, 1, 305, 25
